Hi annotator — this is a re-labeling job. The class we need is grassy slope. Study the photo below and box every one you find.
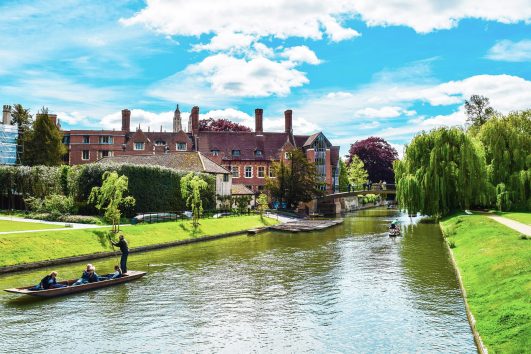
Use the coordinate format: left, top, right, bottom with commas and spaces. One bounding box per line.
0, 220, 64, 232
440, 214, 531, 353
496, 212, 531, 226
0, 215, 277, 267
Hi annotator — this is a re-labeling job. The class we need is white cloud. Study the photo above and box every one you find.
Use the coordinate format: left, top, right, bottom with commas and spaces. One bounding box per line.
192, 32, 256, 52
486, 39, 531, 62
100, 109, 178, 132
281, 46, 321, 65
355, 106, 416, 118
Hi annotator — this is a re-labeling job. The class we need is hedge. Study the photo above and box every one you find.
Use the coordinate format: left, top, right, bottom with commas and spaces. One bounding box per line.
0, 164, 216, 214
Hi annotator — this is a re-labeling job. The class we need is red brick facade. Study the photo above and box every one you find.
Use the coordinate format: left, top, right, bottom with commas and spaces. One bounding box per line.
61, 106, 340, 193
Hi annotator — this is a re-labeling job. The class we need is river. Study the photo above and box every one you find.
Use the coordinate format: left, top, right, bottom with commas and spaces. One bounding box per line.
0, 208, 476, 353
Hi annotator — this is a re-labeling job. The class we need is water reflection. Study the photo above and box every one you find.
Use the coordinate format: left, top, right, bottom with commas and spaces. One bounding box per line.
0, 208, 476, 353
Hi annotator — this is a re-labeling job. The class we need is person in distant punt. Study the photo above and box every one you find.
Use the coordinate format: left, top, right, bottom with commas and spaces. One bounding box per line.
29, 271, 67, 290
111, 234, 129, 274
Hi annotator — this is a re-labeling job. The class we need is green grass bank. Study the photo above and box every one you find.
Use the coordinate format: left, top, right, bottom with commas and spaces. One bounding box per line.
0, 220, 64, 232
440, 214, 531, 353
495, 212, 531, 226
0, 215, 278, 268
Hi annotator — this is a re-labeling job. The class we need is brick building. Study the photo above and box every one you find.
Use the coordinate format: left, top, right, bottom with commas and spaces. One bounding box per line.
62, 105, 340, 193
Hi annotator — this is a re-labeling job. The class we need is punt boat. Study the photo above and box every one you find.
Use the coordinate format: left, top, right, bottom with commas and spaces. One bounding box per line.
4, 270, 147, 298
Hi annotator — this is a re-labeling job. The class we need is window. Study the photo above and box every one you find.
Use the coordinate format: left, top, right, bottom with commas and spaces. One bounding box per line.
223, 174, 229, 182
99, 136, 113, 144
269, 166, 276, 178
232, 149, 240, 157
82, 150, 89, 160
134, 142, 144, 150
98, 150, 112, 158
155, 140, 166, 146
245, 166, 253, 178
284, 152, 291, 159
255, 150, 263, 157
257, 166, 265, 178
176, 143, 186, 151
82, 135, 89, 144
231, 166, 239, 178
211, 149, 220, 156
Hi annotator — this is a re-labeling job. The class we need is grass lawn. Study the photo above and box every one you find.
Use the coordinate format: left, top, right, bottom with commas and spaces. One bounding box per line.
0, 215, 278, 268
440, 214, 531, 353
0, 220, 65, 232
496, 212, 531, 226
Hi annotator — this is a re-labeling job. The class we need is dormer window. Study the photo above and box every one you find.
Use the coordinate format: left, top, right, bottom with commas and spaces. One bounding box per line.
255, 149, 263, 157
134, 142, 144, 150
211, 149, 220, 156
232, 150, 241, 157
155, 140, 166, 146
176, 143, 186, 151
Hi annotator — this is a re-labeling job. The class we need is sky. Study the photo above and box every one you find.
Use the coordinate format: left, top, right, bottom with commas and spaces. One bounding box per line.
0, 0, 530, 157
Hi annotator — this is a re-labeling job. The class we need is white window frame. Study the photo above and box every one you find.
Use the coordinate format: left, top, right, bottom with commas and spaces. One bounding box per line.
231, 166, 240, 178
232, 149, 241, 157
98, 150, 113, 158
134, 142, 144, 151
257, 166, 265, 178
82, 150, 90, 160
82, 135, 90, 144
269, 166, 276, 178
176, 142, 186, 151
211, 149, 220, 156
284, 152, 291, 159
245, 165, 253, 178
99, 136, 113, 144
255, 149, 263, 157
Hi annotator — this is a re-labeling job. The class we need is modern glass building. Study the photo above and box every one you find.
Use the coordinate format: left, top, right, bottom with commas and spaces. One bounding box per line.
0, 124, 18, 165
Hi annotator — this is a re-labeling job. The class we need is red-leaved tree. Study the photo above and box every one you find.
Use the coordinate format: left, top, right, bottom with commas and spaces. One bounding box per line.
348, 137, 398, 183
199, 118, 251, 132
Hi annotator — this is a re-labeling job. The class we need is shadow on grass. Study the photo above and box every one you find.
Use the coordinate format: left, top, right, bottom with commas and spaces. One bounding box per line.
92, 230, 113, 249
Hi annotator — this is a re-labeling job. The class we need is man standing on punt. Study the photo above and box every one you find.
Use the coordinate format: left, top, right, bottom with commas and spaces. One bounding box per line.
111, 234, 129, 274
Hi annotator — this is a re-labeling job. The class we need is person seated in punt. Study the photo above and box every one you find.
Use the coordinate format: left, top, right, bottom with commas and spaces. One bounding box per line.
390, 219, 399, 229
73, 264, 103, 286
106, 265, 123, 280
29, 271, 67, 291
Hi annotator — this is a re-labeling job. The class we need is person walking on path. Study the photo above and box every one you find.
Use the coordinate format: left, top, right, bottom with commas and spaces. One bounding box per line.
111, 234, 129, 274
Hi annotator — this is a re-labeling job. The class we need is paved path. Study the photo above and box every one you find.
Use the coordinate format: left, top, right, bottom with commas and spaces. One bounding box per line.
0, 215, 109, 235
488, 215, 531, 236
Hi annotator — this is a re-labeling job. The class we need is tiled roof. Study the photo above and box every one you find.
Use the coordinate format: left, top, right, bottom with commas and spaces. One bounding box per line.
231, 184, 255, 195
96, 152, 228, 174
198, 131, 309, 160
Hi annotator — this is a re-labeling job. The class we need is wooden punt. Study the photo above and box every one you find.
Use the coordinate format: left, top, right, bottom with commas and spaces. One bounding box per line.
4, 270, 147, 298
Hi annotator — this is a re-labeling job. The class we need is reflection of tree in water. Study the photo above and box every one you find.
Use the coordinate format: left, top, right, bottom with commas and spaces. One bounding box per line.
400, 221, 465, 315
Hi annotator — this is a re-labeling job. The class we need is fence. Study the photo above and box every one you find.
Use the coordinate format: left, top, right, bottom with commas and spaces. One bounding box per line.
131, 208, 255, 224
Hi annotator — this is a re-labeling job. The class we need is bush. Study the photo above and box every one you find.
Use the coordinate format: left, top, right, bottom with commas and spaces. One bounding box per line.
25, 194, 75, 216
26, 212, 101, 224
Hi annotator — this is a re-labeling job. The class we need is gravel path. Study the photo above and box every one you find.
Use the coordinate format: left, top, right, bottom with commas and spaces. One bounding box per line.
488, 215, 531, 236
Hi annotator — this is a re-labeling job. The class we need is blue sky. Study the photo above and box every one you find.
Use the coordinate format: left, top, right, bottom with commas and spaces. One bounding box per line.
1, 0, 530, 156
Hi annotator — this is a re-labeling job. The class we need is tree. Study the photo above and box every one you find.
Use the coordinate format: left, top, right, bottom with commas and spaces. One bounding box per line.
338, 159, 349, 192
89, 171, 135, 233
10, 104, 32, 129
22, 107, 66, 166
347, 155, 368, 190
465, 94, 495, 129
256, 193, 268, 217
478, 110, 531, 210
394, 127, 489, 218
199, 118, 251, 132
348, 137, 398, 183
234, 195, 252, 213
180, 172, 209, 227
266, 149, 323, 208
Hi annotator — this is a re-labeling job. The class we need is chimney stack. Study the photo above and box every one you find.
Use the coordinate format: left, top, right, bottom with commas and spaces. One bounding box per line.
255, 108, 263, 135
2, 105, 11, 125
49, 114, 57, 126
284, 109, 293, 134
121, 109, 131, 132
191, 106, 200, 135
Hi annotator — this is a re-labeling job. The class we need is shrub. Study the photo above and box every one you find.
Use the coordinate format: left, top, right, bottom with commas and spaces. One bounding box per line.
57, 214, 101, 224
25, 194, 75, 216
448, 240, 456, 248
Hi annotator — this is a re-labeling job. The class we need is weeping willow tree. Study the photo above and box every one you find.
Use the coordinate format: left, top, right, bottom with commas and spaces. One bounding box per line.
180, 173, 209, 227
477, 110, 531, 211
394, 127, 489, 218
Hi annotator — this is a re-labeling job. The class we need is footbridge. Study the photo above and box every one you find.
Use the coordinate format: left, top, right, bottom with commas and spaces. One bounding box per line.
315, 184, 397, 215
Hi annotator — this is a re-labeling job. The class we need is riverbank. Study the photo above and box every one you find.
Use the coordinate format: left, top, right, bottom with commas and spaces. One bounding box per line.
440, 213, 531, 353
0, 215, 278, 269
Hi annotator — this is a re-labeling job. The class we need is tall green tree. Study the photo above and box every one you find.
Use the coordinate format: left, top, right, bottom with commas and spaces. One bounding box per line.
347, 155, 368, 190
180, 173, 208, 227
266, 149, 323, 208
338, 159, 349, 192
256, 193, 269, 217
22, 107, 66, 166
478, 110, 531, 210
465, 94, 495, 130
395, 127, 489, 218
10, 104, 32, 164
89, 171, 135, 232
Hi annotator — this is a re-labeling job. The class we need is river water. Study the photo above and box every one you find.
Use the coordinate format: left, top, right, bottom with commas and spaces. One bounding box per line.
0, 208, 476, 353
